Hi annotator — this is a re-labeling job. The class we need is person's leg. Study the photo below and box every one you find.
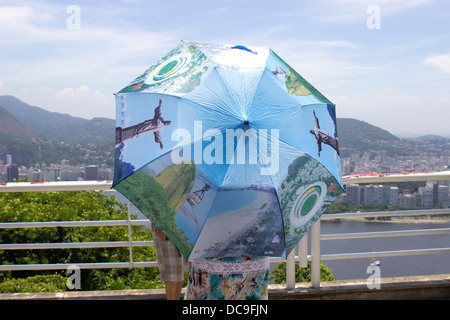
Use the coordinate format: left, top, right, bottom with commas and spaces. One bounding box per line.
151, 224, 188, 300
165, 281, 184, 300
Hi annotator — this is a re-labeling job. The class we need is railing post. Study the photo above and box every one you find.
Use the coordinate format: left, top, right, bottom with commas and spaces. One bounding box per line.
126, 199, 133, 267
311, 219, 321, 288
286, 247, 296, 290
298, 234, 308, 268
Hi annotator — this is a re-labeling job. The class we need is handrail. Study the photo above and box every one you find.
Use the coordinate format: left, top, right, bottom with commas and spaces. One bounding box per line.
0, 241, 154, 250
1, 171, 448, 192
0, 180, 113, 192
320, 208, 450, 219
0, 262, 158, 271
321, 227, 450, 240
0, 219, 151, 229
342, 171, 450, 184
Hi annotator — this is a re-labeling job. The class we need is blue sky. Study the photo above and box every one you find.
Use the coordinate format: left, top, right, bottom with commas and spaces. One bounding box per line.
1, 0, 449, 137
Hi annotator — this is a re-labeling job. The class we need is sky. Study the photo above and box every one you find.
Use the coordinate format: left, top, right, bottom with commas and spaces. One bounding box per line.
0, 0, 449, 137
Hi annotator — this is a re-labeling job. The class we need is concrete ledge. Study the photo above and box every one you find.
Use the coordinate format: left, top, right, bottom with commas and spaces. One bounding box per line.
0, 287, 168, 300
269, 274, 450, 300
1, 274, 449, 300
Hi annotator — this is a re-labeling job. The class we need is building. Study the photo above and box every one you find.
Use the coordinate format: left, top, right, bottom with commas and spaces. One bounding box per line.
345, 184, 398, 206
388, 186, 399, 206
6, 164, 19, 182
418, 186, 433, 209
438, 185, 449, 207
363, 185, 379, 204
398, 193, 417, 207
6, 154, 12, 165
345, 184, 361, 205
85, 165, 98, 180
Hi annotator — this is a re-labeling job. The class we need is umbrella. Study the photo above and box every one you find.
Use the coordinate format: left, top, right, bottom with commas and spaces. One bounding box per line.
112, 41, 343, 260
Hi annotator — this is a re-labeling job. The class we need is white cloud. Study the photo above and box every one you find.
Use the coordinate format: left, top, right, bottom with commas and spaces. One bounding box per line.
7, 84, 113, 120
335, 0, 435, 14
0, 3, 179, 119
1, 0, 449, 137
424, 53, 450, 74
0, 6, 59, 45
312, 0, 436, 23
53, 85, 109, 118
205, 6, 228, 15
56, 87, 75, 97
334, 89, 450, 137
0, 5, 179, 82
57, 85, 99, 100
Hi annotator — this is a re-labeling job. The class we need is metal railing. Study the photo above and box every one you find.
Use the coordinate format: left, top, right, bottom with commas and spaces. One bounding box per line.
305, 171, 450, 288
0, 181, 158, 271
1, 171, 450, 291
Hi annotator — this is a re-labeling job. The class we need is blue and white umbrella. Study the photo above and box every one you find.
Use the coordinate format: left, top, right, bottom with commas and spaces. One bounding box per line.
112, 41, 343, 260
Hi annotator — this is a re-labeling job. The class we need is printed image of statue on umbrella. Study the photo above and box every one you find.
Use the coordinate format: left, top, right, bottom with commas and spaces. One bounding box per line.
115, 99, 171, 149
309, 110, 340, 157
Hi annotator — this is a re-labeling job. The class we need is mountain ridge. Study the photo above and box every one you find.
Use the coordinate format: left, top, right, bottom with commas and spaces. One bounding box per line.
0, 95, 114, 146
1, 95, 447, 167
0, 105, 44, 143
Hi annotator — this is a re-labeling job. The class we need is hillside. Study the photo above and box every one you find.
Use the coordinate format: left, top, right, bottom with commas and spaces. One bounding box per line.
0, 106, 43, 143
0, 95, 114, 146
0, 131, 114, 168
337, 118, 399, 142
0, 97, 114, 167
336, 118, 404, 156
155, 163, 196, 212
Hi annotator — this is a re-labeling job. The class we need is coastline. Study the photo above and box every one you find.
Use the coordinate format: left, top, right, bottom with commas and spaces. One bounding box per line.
325, 216, 450, 224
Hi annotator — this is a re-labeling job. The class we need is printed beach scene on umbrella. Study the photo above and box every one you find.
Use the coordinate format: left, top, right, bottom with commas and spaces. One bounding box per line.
112, 41, 344, 261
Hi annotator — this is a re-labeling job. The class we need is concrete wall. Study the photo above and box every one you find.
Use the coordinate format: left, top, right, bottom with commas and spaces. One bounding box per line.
1, 274, 449, 300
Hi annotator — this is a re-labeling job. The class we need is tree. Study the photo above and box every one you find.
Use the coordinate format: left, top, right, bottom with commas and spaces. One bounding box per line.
269, 261, 334, 284
0, 190, 163, 292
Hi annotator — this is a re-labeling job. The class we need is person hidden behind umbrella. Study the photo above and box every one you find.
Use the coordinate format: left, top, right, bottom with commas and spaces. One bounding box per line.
184, 255, 270, 300
151, 224, 190, 300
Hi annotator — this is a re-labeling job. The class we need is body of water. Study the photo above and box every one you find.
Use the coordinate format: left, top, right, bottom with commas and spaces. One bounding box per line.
320, 220, 450, 280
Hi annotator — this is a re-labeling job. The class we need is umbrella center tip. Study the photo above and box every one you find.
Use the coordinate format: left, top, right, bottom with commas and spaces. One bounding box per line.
244, 119, 249, 125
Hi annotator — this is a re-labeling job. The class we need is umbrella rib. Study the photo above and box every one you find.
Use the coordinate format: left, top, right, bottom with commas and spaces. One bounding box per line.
245, 67, 267, 122
190, 66, 243, 122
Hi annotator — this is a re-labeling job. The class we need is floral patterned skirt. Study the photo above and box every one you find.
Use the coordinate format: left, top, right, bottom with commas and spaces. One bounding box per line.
184, 257, 270, 300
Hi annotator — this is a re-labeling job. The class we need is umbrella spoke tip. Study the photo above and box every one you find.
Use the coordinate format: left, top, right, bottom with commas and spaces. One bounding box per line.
244, 119, 249, 125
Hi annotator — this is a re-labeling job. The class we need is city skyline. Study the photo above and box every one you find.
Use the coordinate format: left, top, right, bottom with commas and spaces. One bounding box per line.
0, 1, 449, 137
3, 151, 448, 210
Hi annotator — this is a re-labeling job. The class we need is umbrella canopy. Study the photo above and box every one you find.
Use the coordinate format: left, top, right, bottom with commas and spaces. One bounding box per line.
112, 41, 343, 260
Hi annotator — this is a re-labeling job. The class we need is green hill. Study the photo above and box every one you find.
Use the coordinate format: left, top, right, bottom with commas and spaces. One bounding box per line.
0, 95, 114, 146
336, 118, 403, 156
0, 105, 43, 143
155, 163, 196, 212
0, 95, 115, 167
